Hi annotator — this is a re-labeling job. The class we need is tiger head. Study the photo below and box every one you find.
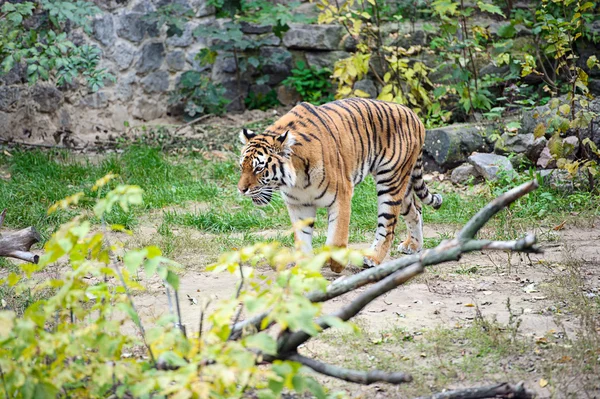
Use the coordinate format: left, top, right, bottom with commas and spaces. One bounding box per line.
237, 128, 297, 206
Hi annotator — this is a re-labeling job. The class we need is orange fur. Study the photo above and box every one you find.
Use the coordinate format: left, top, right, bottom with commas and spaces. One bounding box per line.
238, 98, 442, 272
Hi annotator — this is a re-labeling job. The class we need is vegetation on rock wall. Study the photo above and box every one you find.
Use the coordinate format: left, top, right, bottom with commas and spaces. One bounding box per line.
0, 0, 113, 90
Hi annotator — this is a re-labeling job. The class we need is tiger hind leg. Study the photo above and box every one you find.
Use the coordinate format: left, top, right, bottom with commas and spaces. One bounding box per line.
398, 190, 424, 255
364, 177, 410, 268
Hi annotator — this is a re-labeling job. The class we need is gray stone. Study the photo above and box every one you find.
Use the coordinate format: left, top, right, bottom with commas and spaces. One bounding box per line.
495, 132, 533, 155
190, 0, 215, 17
132, 97, 164, 121
423, 124, 495, 171
389, 30, 428, 48
117, 12, 158, 43
240, 21, 271, 34
528, 136, 547, 163
110, 41, 136, 71
537, 146, 556, 169
136, 42, 165, 74
141, 71, 170, 93
31, 85, 63, 113
277, 84, 301, 106
93, 14, 116, 47
211, 53, 239, 83
538, 169, 589, 192
166, 21, 199, 47
0, 87, 21, 112
353, 79, 378, 98
252, 32, 281, 47
166, 50, 186, 71
260, 47, 293, 85
0, 63, 25, 85
283, 23, 343, 50
116, 73, 136, 102
80, 91, 110, 108
451, 163, 482, 185
132, 0, 155, 13
305, 51, 349, 70
468, 152, 515, 181
185, 46, 211, 72
480, 62, 510, 76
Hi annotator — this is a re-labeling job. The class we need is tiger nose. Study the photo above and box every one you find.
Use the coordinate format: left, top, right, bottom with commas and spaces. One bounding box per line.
238, 184, 249, 194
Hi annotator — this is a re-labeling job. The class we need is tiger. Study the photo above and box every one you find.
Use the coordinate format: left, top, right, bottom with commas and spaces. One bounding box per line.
237, 98, 442, 273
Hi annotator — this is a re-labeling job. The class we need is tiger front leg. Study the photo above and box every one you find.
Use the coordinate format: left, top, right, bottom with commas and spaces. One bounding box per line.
286, 204, 317, 253
325, 194, 352, 273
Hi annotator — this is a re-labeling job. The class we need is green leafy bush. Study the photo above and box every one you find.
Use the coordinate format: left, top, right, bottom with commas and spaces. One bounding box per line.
170, 71, 230, 118
0, 174, 363, 398
0, 1, 114, 91
282, 61, 334, 105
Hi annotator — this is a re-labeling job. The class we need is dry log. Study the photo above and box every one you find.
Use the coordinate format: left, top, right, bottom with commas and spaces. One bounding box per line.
415, 382, 535, 399
0, 209, 41, 264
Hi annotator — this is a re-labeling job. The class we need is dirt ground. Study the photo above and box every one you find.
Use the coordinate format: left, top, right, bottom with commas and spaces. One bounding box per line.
120, 219, 600, 398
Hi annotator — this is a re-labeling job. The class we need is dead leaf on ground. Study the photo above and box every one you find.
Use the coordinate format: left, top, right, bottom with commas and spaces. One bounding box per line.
553, 221, 566, 231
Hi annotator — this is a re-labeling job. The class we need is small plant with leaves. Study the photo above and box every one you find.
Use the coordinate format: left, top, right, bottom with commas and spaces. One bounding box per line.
316, 0, 437, 115
170, 70, 230, 118
0, 1, 114, 91
282, 61, 334, 105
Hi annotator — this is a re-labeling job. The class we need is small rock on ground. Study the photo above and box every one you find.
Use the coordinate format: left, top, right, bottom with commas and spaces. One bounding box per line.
450, 163, 482, 185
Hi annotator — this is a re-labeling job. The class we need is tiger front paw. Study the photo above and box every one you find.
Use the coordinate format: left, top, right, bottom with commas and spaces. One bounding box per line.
328, 259, 346, 273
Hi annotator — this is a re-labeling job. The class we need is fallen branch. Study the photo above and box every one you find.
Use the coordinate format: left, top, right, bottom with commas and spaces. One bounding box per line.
415, 382, 535, 399
231, 181, 541, 340
0, 210, 41, 264
286, 353, 413, 385
172, 114, 215, 135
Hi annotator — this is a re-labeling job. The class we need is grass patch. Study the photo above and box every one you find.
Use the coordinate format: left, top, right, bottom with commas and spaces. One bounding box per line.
1, 146, 598, 248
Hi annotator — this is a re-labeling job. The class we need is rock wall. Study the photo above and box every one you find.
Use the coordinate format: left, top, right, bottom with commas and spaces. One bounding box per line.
1, 0, 598, 158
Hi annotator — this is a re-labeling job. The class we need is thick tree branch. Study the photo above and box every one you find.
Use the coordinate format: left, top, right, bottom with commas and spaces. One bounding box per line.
415, 382, 535, 399
0, 223, 41, 264
232, 181, 541, 340
286, 353, 412, 385
458, 181, 538, 240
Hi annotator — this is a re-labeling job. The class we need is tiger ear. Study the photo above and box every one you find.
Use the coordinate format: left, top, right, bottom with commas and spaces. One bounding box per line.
239, 128, 256, 144
276, 130, 296, 148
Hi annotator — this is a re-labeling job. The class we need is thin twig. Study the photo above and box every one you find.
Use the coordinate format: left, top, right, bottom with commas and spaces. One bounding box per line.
174, 289, 187, 338
0, 363, 9, 399
228, 265, 245, 340
101, 218, 156, 365
198, 299, 211, 339
286, 353, 412, 385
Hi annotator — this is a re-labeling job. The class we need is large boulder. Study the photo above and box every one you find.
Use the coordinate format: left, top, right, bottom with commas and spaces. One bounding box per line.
305, 51, 349, 70
283, 24, 343, 50
423, 124, 494, 171
468, 152, 515, 181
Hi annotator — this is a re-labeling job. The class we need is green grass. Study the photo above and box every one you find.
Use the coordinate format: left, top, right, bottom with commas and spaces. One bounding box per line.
1, 146, 599, 247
